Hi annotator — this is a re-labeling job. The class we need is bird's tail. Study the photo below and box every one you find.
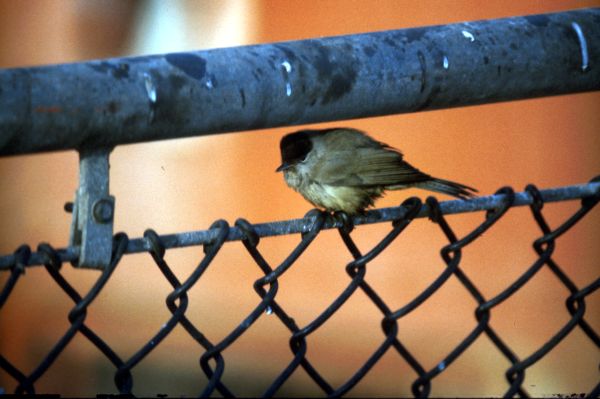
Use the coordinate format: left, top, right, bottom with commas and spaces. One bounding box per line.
414, 178, 477, 199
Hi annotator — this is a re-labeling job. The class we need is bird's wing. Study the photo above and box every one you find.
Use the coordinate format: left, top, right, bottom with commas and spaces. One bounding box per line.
311, 147, 432, 187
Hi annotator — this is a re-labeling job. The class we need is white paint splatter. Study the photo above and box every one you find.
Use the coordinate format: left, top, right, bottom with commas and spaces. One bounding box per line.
462, 30, 475, 42
281, 60, 292, 73
143, 72, 157, 103
281, 60, 293, 96
571, 22, 589, 71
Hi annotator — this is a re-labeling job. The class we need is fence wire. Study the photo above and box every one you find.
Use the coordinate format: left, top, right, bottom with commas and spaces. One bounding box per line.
1, 178, 599, 397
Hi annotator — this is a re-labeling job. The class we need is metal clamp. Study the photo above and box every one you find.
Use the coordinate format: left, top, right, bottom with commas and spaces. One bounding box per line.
68, 148, 115, 269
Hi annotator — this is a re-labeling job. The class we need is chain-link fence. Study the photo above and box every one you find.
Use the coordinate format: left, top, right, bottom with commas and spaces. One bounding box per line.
1, 178, 598, 397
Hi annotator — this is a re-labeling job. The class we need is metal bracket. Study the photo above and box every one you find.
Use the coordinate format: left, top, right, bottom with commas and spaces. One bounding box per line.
69, 148, 115, 269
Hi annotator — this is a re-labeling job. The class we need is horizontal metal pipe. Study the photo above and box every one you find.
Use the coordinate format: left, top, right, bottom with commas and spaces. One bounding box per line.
1, 8, 599, 155
1, 180, 598, 269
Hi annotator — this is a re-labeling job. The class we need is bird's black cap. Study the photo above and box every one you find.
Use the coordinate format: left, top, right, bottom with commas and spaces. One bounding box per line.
276, 129, 338, 172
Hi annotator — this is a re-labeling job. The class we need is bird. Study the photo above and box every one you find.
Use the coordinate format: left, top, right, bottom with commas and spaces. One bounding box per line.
276, 127, 477, 214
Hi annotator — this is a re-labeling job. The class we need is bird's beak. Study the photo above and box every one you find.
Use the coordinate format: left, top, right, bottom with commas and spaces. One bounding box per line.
275, 162, 289, 172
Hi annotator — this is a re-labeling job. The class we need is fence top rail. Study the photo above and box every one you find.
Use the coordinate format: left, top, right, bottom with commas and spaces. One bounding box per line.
0, 8, 599, 156
1, 180, 598, 270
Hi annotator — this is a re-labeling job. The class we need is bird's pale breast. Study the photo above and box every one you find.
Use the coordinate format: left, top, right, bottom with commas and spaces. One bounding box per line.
284, 169, 382, 213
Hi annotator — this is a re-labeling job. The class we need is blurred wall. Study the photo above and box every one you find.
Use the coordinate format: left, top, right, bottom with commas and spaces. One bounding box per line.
0, 0, 598, 396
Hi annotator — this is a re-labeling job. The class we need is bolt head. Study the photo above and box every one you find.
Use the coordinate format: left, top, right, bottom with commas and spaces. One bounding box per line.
92, 198, 114, 224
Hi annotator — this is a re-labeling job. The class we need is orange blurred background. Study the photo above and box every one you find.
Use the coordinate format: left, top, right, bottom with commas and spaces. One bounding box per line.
0, 0, 598, 396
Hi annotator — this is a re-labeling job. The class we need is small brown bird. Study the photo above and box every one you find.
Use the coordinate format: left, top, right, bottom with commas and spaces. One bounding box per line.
276, 127, 477, 214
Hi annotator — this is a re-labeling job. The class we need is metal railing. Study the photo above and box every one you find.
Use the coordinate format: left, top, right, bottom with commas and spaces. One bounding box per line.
1, 8, 598, 155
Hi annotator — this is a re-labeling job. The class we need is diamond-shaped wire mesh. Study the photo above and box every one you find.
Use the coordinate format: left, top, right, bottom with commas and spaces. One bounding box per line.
0, 180, 598, 397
